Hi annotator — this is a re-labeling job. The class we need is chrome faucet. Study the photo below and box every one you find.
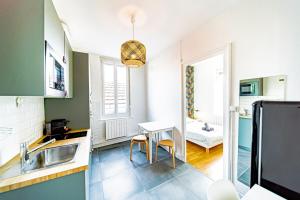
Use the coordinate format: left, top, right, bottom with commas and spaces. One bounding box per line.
20, 139, 56, 171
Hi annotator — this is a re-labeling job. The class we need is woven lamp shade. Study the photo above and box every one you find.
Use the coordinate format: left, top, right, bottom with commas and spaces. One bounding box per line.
121, 40, 146, 67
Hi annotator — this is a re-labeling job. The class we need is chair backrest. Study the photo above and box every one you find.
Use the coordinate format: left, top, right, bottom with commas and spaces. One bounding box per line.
207, 180, 240, 200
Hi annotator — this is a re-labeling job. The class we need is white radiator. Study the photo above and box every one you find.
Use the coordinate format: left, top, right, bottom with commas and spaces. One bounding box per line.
105, 118, 128, 140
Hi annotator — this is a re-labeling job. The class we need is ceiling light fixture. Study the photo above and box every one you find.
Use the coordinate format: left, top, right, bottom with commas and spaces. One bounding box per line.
121, 15, 146, 67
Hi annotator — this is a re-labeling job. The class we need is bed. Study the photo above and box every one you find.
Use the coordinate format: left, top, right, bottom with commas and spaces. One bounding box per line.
186, 119, 223, 153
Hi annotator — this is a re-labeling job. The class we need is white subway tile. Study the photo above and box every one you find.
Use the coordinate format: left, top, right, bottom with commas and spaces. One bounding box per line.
0, 97, 44, 166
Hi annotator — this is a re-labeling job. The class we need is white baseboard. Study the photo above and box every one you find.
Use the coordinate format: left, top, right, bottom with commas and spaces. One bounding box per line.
92, 136, 131, 148
92, 131, 138, 148
175, 153, 185, 162
92, 132, 185, 162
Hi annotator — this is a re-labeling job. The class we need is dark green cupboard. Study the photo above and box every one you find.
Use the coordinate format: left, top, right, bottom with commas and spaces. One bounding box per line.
0, 0, 73, 97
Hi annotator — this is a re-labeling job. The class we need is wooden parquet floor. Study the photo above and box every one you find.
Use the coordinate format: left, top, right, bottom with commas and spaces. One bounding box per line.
186, 141, 223, 180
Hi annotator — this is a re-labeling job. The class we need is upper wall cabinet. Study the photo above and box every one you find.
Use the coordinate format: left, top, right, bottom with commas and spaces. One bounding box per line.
0, 0, 73, 97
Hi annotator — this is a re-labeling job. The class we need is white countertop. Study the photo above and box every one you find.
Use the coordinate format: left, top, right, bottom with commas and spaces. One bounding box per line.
242, 185, 286, 200
138, 121, 175, 132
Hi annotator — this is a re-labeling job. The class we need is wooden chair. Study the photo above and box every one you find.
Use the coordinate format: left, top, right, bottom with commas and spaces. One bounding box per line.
155, 139, 176, 168
130, 135, 149, 161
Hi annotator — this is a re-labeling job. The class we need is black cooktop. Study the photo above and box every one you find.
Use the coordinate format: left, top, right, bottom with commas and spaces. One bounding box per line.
40, 131, 87, 143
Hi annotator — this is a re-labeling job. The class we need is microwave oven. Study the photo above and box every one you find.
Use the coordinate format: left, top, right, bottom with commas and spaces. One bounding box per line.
45, 41, 66, 97
240, 78, 263, 96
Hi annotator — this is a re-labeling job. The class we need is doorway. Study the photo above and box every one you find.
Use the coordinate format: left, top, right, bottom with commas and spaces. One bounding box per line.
235, 75, 287, 193
182, 45, 232, 181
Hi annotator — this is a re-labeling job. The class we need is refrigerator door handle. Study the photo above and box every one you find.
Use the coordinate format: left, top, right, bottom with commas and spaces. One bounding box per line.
258, 107, 263, 185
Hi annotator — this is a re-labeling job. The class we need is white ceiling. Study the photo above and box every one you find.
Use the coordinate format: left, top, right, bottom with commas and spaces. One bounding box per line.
52, 0, 239, 59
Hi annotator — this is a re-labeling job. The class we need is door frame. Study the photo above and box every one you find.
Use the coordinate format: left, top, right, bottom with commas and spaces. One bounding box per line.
181, 43, 233, 180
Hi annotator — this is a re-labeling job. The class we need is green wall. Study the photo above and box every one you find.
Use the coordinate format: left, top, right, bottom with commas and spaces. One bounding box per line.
0, 0, 45, 96
44, 52, 90, 129
0, 172, 86, 200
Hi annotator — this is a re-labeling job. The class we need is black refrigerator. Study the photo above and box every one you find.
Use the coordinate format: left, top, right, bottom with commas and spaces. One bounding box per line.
251, 101, 300, 199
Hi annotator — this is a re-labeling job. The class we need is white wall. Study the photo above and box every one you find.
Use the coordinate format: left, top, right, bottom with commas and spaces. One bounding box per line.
147, 0, 300, 177
239, 75, 287, 116
193, 55, 224, 125
263, 75, 286, 98
0, 97, 44, 166
89, 54, 147, 146
146, 42, 184, 159
182, 0, 300, 102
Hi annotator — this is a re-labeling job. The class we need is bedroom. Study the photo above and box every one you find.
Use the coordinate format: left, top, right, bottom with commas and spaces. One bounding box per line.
185, 53, 225, 180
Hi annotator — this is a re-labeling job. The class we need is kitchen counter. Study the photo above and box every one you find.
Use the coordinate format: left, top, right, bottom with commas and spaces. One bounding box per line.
239, 114, 252, 119
0, 129, 91, 193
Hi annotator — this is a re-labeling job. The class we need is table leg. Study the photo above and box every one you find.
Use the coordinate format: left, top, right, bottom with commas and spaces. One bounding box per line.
149, 132, 153, 164
138, 126, 141, 151
172, 128, 175, 153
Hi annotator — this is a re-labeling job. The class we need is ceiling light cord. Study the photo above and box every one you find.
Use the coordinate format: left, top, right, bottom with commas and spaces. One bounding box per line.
131, 15, 135, 40
121, 12, 146, 67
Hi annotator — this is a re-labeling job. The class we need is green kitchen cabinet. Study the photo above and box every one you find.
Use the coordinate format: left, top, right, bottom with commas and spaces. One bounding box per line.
44, 52, 90, 129
0, 171, 88, 200
0, 0, 73, 97
238, 117, 252, 151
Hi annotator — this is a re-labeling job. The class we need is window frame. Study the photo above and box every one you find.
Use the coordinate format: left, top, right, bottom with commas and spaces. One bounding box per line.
100, 57, 130, 119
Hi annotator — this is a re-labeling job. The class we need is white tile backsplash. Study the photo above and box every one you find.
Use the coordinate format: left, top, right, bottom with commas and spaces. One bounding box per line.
0, 97, 44, 166
239, 95, 281, 115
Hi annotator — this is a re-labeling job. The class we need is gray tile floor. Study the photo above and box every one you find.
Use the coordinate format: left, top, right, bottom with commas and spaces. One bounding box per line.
89, 141, 213, 200
237, 147, 251, 186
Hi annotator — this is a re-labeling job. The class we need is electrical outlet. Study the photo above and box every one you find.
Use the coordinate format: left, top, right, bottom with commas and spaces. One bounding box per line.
15, 97, 23, 107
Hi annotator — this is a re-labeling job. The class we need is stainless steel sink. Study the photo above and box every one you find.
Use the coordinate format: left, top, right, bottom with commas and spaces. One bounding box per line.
23, 143, 79, 172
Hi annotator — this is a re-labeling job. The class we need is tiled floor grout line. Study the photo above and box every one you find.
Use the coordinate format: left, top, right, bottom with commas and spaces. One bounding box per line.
174, 174, 206, 199
146, 176, 177, 192
90, 142, 213, 200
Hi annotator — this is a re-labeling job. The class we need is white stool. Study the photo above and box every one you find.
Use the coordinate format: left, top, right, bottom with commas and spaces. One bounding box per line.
207, 180, 240, 200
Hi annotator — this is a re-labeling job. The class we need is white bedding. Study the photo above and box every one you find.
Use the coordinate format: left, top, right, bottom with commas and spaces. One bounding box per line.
186, 120, 223, 148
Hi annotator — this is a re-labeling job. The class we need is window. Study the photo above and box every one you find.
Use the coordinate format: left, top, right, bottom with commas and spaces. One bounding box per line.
101, 58, 129, 118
